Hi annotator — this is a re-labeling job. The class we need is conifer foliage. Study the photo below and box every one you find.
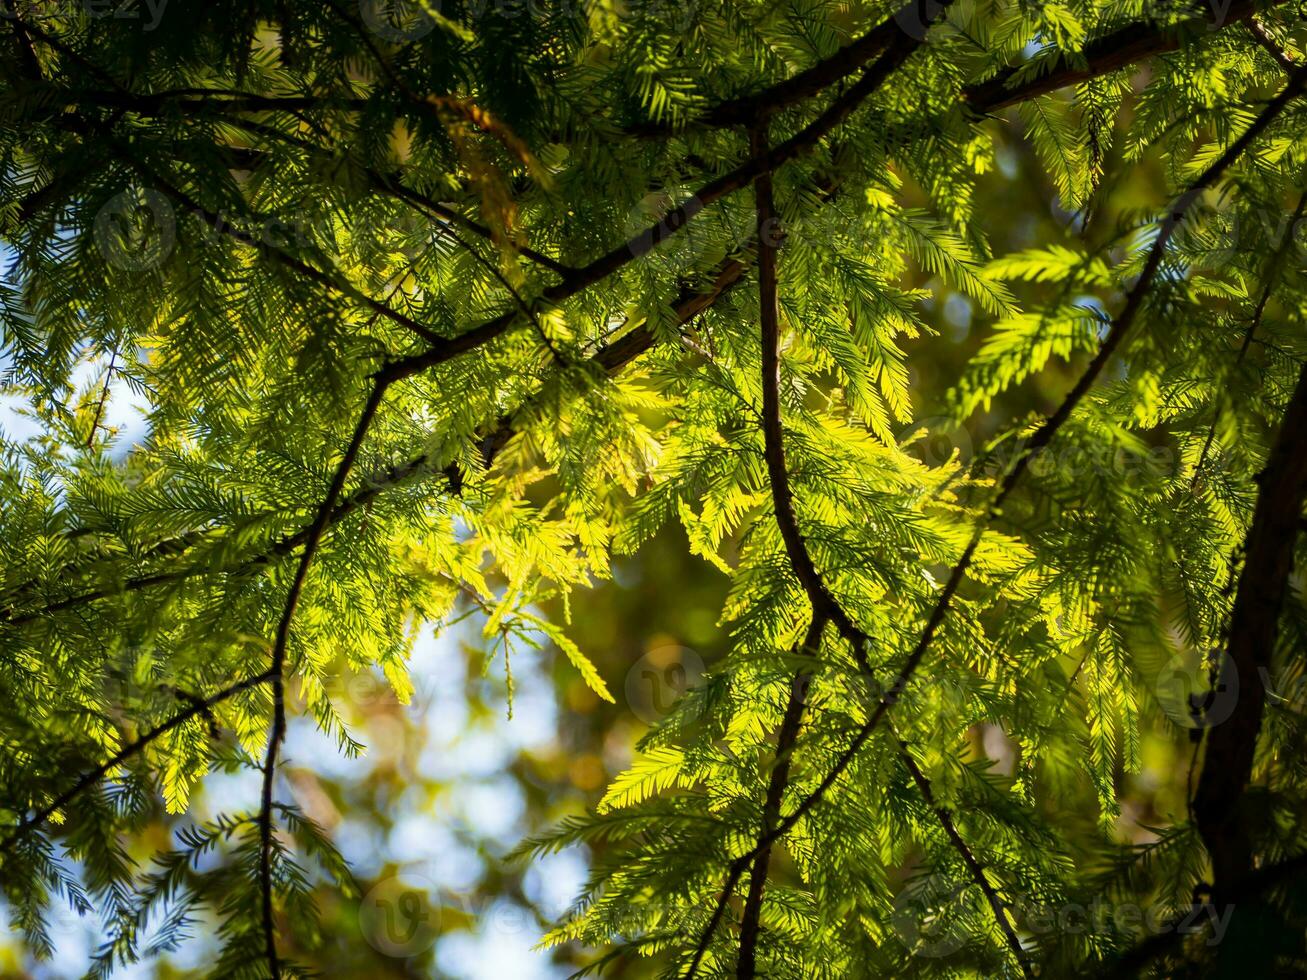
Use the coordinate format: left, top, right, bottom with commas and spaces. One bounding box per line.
2, 0, 1307, 975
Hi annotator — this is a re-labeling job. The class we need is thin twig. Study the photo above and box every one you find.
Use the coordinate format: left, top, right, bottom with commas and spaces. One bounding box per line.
892, 724, 1033, 979
101, 136, 447, 348
1, 259, 746, 625
85, 347, 117, 449
1192, 191, 1307, 481
0, 669, 274, 853
199, 112, 574, 278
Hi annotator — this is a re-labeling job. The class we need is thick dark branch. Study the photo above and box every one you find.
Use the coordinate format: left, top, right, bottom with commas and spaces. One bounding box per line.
388, 2, 953, 379
635, 0, 1276, 139
0, 669, 274, 852
628, 1, 908, 136
1193, 358, 1307, 896
1248, 18, 1296, 71
2, 0, 42, 81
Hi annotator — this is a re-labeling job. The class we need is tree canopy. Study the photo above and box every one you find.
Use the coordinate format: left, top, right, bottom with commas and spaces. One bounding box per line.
2, 0, 1307, 976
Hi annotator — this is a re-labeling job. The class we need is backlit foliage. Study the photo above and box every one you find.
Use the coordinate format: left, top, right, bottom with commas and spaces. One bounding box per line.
2, 0, 1307, 976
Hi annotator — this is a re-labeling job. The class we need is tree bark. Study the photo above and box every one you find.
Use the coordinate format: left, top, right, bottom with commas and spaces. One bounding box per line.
1194, 359, 1307, 895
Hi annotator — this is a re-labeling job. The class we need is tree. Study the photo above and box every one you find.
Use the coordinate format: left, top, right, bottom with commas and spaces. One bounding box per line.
1, 0, 1306, 975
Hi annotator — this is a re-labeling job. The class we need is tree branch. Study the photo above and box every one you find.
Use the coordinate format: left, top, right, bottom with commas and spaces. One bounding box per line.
193, 113, 575, 278
1193, 191, 1307, 480
256, 375, 390, 979
0, 669, 274, 853
718, 60, 1307, 915
85, 347, 117, 449
893, 726, 1032, 978
964, 0, 1281, 114
735, 617, 825, 979
102, 135, 448, 348
728, 116, 1028, 980
751, 125, 865, 654
1192, 356, 1307, 897
1, 257, 746, 626
627, 0, 909, 137
388, 0, 955, 380
2, 0, 42, 81
1248, 18, 1296, 71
